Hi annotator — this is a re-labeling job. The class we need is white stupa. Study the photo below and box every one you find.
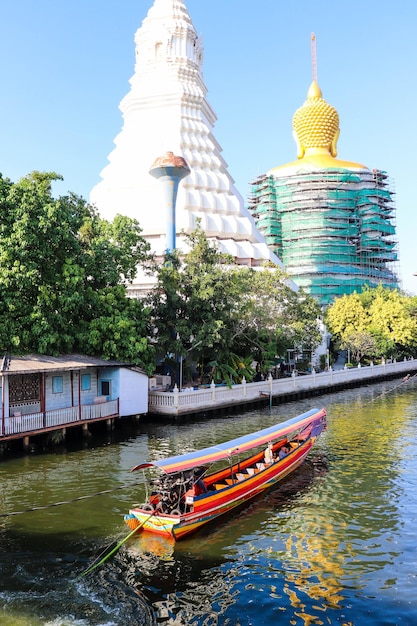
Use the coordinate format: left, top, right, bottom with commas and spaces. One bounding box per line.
90, 0, 283, 285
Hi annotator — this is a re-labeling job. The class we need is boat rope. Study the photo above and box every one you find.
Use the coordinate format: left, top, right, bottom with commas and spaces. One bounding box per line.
0, 483, 136, 518
365, 370, 417, 404
75, 509, 156, 580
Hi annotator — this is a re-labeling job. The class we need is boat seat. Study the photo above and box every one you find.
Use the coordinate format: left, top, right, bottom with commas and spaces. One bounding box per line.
256, 463, 265, 471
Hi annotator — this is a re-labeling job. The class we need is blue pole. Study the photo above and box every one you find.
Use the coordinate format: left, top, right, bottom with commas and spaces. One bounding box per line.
149, 153, 190, 254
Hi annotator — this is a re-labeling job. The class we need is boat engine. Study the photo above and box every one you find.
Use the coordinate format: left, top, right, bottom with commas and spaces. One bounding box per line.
155, 471, 194, 513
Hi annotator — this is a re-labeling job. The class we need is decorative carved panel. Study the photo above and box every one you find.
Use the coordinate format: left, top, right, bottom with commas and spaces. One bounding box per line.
9, 374, 40, 404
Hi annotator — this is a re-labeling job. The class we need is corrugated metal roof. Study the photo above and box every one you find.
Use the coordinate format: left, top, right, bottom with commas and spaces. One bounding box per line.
1, 354, 145, 375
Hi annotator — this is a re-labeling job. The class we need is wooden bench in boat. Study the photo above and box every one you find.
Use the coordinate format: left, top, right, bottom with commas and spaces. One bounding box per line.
207, 440, 295, 491
214, 471, 252, 490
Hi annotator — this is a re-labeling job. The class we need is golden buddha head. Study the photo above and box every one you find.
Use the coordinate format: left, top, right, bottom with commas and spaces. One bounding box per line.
292, 81, 340, 159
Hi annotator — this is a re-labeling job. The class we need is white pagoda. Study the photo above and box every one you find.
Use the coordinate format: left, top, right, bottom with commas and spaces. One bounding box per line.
90, 0, 283, 289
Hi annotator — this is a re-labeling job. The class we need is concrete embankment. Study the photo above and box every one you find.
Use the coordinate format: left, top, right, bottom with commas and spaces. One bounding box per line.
147, 358, 417, 419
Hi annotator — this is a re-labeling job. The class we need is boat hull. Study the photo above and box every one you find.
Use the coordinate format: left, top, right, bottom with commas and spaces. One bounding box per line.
126, 436, 317, 540
125, 407, 326, 540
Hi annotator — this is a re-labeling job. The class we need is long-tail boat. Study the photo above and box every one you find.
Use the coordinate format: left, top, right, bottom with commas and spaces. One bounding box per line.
124, 407, 327, 540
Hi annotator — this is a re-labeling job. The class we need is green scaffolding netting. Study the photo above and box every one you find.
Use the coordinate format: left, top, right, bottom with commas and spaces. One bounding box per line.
248, 168, 399, 305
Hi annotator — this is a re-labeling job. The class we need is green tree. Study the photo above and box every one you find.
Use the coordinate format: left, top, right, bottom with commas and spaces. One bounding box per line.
325, 292, 369, 339
208, 353, 256, 387
367, 286, 417, 356
149, 224, 322, 383
148, 228, 240, 381
226, 267, 322, 369
326, 285, 417, 361
341, 331, 378, 364
0, 171, 154, 371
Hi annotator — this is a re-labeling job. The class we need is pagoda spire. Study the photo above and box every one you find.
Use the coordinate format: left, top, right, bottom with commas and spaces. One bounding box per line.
132, 0, 203, 78
91, 0, 282, 288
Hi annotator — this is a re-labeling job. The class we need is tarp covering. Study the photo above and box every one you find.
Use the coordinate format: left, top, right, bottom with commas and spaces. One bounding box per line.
131, 407, 326, 475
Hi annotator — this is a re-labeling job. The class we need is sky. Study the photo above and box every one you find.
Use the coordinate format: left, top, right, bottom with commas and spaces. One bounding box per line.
0, 0, 416, 294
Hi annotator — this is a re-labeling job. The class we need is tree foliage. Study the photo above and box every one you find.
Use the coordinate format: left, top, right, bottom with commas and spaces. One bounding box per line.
147, 229, 241, 379
225, 265, 322, 368
340, 331, 378, 364
325, 285, 417, 362
1, 172, 348, 382
325, 292, 369, 339
0, 171, 155, 371
148, 224, 322, 381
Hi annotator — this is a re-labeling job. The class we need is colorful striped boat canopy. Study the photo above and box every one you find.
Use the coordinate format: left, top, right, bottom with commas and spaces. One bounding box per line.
131, 407, 326, 475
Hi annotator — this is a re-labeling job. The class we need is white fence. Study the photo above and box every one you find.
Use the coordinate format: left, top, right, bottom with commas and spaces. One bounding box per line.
0, 399, 119, 437
148, 358, 417, 416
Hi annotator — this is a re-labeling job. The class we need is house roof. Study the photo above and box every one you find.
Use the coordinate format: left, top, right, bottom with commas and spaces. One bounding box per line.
1, 354, 146, 376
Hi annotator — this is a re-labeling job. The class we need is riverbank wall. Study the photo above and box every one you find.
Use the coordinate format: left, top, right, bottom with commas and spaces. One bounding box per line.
147, 358, 417, 419
2, 359, 416, 454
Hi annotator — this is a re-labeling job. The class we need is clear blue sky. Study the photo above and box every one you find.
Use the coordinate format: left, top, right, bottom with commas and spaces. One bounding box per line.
0, 0, 415, 294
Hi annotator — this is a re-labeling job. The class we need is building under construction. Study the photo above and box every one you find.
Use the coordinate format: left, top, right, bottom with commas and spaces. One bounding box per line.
248, 79, 399, 306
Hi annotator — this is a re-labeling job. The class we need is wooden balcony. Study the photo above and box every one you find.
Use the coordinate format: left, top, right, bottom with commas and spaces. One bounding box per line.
0, 398, 119, 441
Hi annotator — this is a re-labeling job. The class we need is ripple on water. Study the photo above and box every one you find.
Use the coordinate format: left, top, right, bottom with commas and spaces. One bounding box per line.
1, 382, 417, 625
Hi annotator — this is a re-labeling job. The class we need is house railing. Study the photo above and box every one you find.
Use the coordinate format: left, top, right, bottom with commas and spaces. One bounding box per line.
148, 358, 417, 415
1, 399, 119, 437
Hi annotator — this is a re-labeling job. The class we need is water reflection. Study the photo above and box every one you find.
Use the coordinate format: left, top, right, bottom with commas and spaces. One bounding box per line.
0, 379, 417, 624
115, 456, 329, 624
273, 392, 409, 625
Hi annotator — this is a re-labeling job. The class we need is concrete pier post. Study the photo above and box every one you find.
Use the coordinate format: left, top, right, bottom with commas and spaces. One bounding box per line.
106, 418, 114, 432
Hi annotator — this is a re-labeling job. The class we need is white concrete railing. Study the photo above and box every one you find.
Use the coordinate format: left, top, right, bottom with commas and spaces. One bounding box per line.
0, 399, 119, 437
148, 358, 417, 415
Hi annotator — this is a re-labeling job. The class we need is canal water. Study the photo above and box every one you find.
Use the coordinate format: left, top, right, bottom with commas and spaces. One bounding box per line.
1, 378, 416, 625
